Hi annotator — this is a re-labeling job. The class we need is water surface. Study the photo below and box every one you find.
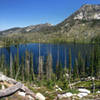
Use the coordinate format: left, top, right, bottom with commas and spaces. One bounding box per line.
0, 43, 93, 72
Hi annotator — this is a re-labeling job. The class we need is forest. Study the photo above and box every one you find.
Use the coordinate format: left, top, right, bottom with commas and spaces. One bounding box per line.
0, 42, 100, 95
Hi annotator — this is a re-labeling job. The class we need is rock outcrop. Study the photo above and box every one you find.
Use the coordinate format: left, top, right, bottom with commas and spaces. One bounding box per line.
0, 73, 36, 99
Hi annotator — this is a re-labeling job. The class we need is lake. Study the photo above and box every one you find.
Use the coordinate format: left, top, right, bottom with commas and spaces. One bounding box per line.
0, 43, 93, 72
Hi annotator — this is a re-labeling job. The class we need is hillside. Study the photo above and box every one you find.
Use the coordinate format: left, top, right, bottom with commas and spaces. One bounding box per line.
0, 4, 100, 43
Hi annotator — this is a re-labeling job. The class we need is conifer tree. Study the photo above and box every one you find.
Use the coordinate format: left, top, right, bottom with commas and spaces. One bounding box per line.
77, 51, 84, 77
10, 52, 13, 77
38, 56, 44, 81
0, 54, 5, 73
68, 49, 72, 89
21, 55, 25, 81
14, 47, 19, 77
64, 49, 68, 74
68, 49, 72, 80
25, 50, 30, 81
77, 52, 81, 74
30, 52, 35, 81
85, 54, 88, 76
81, 58, 85, 77
89, 49, 94, 77
73, 58, 79, 79
95, 44, 100, 78
56, 45, 61, 80
46, 53, 53, 80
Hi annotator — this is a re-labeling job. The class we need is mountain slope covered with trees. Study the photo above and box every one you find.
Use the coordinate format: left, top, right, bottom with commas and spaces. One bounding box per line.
0, 4, 100, 45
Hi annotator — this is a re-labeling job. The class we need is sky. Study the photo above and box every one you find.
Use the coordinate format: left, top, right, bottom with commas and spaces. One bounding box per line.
0, 0, 100, 31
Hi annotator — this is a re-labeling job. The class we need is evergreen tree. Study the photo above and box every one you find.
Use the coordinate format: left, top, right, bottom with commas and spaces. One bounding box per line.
81, 58, 85, 77
21, 55, 25, 81
64, 49, 68, 74
38, 56, 44, 81
10, 52, 13, 77
30, 52, 35, 81
46, 53, 53, 80
89, 49, 94, 77
25, 50, 30, 81
95, 44, 100, 78
0, 54, 5, 70
56, 45, 62, 80
56, 63, 63, 80
85, 54, 89, 76
68, 49, 72, 88
73, 58, 79, 79
0, 54, 6, 74
77, 51, 84, 77
68, 49, 72, 79
14, 47, 19, 78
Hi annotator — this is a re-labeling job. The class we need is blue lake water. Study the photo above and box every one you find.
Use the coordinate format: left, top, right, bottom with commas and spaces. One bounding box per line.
0, 43, 93, 72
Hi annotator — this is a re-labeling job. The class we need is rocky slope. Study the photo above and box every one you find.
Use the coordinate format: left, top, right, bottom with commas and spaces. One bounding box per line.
0, 23, 52, 35
0, 73, 100, 100
0, 73, 46, 100
1, 4, 100, 43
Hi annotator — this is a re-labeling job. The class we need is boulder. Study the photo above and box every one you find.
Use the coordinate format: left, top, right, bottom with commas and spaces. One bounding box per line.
78, 88, 90, 94
0, 74, 6, 81
77, 93, 88, 98
55, 85, 58, 88
28, 95, 34, 100
57, 94, 65, 99
35, 93, 45, 100
18, 91, 26, 97
2, 85, 5, 90
96, 91, 100, 93
65, 92, 73, 97
57, 92, 73, 99
56, 88, 62, 92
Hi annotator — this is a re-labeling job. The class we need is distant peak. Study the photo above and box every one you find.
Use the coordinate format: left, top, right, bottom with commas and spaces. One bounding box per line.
80, 4, 100, 9
73, 4, 100, 20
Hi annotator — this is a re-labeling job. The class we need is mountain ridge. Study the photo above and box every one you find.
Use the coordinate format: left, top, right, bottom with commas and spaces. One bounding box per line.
0, 4, 100, 43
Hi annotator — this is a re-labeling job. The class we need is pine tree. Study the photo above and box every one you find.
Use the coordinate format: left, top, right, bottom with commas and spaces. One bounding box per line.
89, 49, 94, 77
85, 54, 89, 76
63, 49, 68, 81
77, 51, 84, 78
14, 47, 19, 78
38, 56, 44, 81
73, 58, 79, 79
0, 54, 5, 74
25, 50, 30, 81
30, 52, 35, 81
10, 51, 13, 77
64, 49, 68, 73
68, 49, 72, 79
56, 63, 63, 80
68, 49, 72, 89
81, 58, 85, 77
56, 45, 61, 80
77, 52, 81, 75
21, 55, 25, 81
46, 53, 53, 80
95, 44, 100, 78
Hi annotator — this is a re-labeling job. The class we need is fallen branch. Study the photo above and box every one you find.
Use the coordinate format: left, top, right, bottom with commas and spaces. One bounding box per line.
0, 82, 23, 98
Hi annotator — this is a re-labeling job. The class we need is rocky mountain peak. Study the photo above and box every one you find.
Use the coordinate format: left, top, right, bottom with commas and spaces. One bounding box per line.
74, 4, 100, 20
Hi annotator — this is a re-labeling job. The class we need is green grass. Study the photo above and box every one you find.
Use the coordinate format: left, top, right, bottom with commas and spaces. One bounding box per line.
74, 80, 100, 92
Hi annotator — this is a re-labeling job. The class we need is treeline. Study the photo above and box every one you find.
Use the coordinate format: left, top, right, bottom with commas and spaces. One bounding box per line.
0, 44, 100, 89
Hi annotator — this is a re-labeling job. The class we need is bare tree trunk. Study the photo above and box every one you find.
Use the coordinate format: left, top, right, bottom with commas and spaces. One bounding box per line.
0, 82, 23, 98
10, 52, 13, 78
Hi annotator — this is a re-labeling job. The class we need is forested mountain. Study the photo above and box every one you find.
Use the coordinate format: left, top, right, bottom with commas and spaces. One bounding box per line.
1, 4, 100, 43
